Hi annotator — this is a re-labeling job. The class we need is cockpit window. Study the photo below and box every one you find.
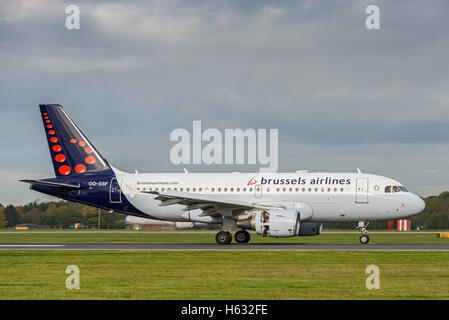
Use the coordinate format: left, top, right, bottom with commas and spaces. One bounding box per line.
385, 185, 408, 193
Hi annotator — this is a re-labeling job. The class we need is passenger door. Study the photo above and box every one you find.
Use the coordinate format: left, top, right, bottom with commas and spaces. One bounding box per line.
110, 177, 122, 203
355, 178, 369, 203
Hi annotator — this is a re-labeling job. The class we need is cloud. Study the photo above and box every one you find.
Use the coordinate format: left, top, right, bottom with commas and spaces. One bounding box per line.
1, 0, 449, 203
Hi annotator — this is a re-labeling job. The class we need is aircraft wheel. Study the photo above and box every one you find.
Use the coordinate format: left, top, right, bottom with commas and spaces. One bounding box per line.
235, 230, 250, 243
216, 231, 232, 244
359, 234, 370, 244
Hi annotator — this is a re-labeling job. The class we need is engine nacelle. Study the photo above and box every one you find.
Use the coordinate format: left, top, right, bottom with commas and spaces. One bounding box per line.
254, 209, 300, 238
236, 209, 323, 238
298, 222, 323, 236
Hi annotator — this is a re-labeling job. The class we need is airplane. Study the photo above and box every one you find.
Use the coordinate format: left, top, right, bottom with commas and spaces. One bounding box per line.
20, 104, 425, 244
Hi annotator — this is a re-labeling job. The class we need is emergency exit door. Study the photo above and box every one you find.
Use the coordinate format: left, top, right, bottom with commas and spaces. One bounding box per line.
356, 178, 369, 203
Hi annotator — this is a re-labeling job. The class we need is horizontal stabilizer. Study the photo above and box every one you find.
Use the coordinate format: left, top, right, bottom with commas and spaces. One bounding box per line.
19, 179, 81, 189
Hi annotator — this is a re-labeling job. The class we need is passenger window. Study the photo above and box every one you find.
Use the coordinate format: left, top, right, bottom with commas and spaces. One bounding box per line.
385, 186, 391, 193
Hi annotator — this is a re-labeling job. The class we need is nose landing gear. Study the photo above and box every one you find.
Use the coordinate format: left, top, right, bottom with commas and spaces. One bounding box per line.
358, 220, 370, 244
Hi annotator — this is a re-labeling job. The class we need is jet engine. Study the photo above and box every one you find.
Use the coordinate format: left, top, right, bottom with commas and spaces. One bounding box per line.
237, 210, 323, 238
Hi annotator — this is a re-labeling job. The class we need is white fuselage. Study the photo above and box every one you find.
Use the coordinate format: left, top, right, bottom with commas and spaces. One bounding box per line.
114, 170, 425, 223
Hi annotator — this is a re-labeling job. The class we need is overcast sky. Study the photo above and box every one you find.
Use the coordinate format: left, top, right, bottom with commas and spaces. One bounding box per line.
1, 0, 449, 205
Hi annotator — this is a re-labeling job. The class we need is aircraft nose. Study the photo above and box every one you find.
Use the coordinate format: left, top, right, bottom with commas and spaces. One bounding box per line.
411, 194, 425, 215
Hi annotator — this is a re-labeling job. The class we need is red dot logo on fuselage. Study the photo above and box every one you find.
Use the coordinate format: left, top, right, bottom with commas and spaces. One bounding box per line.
70, 138, 77, 144
247, 177, 257, 185
50, 137, 58, 143
52, 145, 62, 152
48, 130, 55, 135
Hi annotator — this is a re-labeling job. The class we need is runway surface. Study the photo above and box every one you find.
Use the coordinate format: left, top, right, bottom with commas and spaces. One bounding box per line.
0, 243, 449, 251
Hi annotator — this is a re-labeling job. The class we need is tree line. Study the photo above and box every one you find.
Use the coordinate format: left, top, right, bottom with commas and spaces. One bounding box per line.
0, 201, 125, 229
0, 191, 449, 230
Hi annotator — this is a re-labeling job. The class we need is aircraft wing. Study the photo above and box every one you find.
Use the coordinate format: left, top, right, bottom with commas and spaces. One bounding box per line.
141, 190, 286, 216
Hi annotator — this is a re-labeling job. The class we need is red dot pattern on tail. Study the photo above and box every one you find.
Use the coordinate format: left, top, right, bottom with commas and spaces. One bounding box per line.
59, 165, 71, 176
55, 154, 66, 162
75, 164, 86, 174
85, 156, 96, 164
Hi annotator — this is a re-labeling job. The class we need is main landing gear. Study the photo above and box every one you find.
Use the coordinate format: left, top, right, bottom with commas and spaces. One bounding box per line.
235, 230, 251, 243
215, 230, 250, 244
358, 220, 370, 244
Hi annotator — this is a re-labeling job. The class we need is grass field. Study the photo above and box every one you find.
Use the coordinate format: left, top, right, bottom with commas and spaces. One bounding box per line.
0, 230, 447, 244
0, 230, 448, 300
0, 250, 448, 299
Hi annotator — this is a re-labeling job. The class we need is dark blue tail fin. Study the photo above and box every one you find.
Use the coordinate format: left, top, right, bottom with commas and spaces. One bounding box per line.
39, 104, 112, 177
